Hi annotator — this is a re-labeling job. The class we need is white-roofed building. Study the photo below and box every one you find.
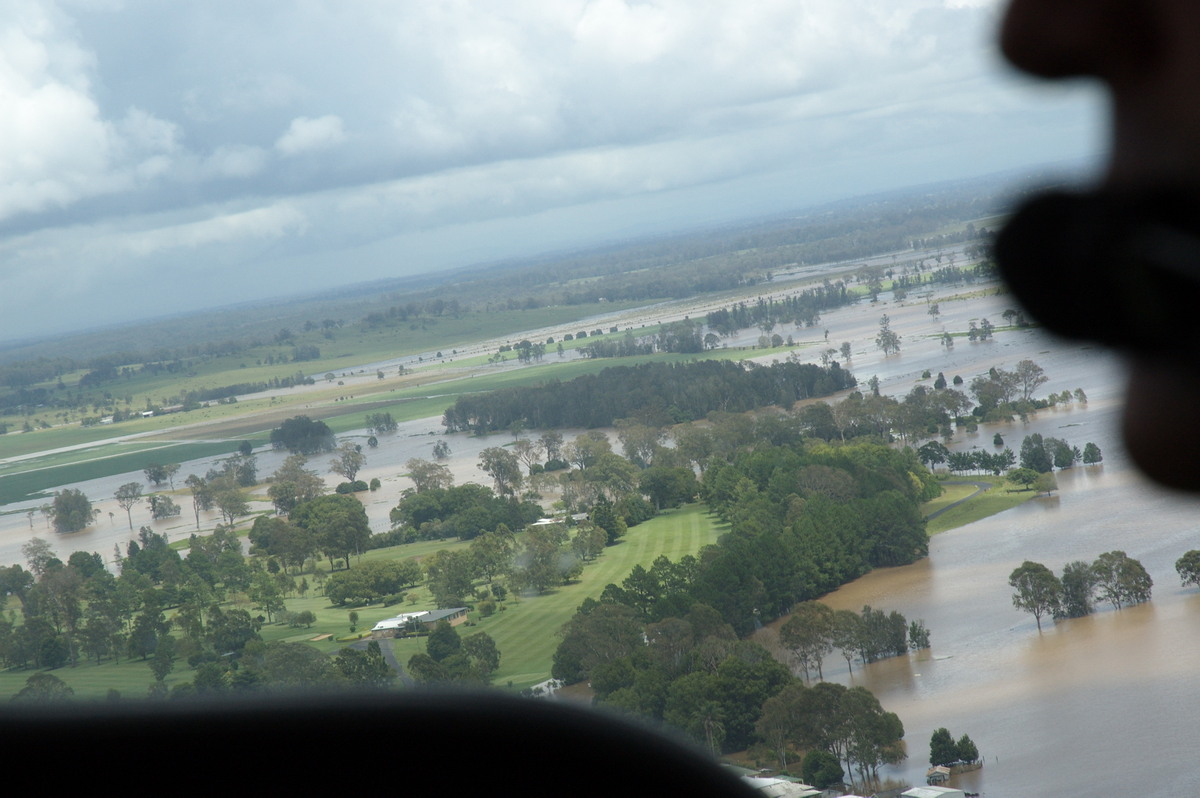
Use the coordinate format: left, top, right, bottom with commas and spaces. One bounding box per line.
739, 776, 822, 797
901, 786, 966, 798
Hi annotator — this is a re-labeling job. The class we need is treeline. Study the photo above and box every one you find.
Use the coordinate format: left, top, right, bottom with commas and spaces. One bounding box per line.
578, 321, 712, 359
442, 360, 857, 433
706, 283, 854, 336
779, 601, 931, 684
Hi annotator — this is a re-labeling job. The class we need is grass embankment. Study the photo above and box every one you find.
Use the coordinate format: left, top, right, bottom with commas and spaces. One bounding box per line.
0, 503, 726, 699
922, 475, 1041, 535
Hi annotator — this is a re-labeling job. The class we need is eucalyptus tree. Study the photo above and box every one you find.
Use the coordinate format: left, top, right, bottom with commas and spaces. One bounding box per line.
1009, 560, 1062, 631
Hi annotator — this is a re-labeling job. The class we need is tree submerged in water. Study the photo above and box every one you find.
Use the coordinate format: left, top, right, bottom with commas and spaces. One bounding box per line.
930, 727, 979, 766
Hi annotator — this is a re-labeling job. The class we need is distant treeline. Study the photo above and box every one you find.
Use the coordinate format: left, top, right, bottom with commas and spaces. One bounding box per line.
442, 360, 856, 433
0, 172, 1011, 418
707, 283, 854, 336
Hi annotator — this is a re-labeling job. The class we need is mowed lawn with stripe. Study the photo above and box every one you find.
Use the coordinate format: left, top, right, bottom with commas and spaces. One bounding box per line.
389, 503, 727, 689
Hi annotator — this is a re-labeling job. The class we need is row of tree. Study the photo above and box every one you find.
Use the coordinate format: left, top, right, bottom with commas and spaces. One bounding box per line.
441, 359, 857, 434
779, 601, 931, 683
1009, 552, 1153, 630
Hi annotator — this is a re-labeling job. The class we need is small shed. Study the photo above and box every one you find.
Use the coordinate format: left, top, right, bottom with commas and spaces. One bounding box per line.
927, 765, 952, 784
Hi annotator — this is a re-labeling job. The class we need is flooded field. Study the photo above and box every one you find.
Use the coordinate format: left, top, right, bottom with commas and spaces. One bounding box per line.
3, 277, 1198, 795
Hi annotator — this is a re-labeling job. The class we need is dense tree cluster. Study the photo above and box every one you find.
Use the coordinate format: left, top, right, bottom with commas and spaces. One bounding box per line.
442, 360, 856, 433
50, 489, 93, 533
779, 602, 928, 683
1018, 433, 1101, 473
323, 559, 422, 605
930, 727, 979, 767
388, 484, 543, 542
1010, 552, 1153, 629
269, 415, 336, 455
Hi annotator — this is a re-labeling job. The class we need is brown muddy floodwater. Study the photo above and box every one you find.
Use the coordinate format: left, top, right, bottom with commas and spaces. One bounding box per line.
757, 349, 1200, 796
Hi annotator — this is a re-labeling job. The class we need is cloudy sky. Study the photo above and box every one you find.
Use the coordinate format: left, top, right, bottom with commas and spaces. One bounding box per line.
0, 0, 1102, 344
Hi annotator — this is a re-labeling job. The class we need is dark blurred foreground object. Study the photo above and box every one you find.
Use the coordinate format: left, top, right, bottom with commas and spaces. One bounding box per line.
0, 691, 760, 795
995, 188, 1200, 352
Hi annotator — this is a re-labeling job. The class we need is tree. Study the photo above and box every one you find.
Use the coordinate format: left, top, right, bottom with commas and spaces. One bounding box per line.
930, 727, 958, 766
512, 438, 544, 473
538, 431, 564, 462
1014, 359, 1048, 401
1019, 434, 1053, 473
1033, 471, 1058, 496
427, 620, 462, 662
1092, 550, 1153, 609
364, 412, 398, 435
335, 642, 394, 688
269, 454, 325, 515
875, 314, 900, 356
1082, 442, 1103, 464
11, 672, 74, 703
330, 440, 366, 483
478, 447, 523, 497
270, 415, 336, 454
185, 474, 213, 529
423, 549, 476, 607
149, 634, 176, 683
210, 476, 249, 525
907, 619, 931, 650
115, 482, 143, 530
462, 631, 501, 677
291, 494, 372, 571
957, 733, 979, 764
1177, 550, 1200, 588
52, 489, 93, 533
779, 602, 834, 682
1009, 561, 1062, 631
147, 494, 181, 520
802, 749, 844, 790
143, 463, 168, 487
1060, 560, 1097, 617
917, 441, 949, 470
22, 537, 58, 580
432, 439, 452, 460
406, 458, 454, 493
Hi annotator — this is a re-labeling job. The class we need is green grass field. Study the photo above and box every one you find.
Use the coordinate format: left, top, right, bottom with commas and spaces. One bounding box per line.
0, 441, 242, 505
922, 476, 1038, 535
387, 503, 726, 689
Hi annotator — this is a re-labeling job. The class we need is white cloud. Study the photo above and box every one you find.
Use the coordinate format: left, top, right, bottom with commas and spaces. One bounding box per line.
0, 2, 117, 219
276, 115, 347, 156
0, 0, 1097, 341
119, 203, 306, 257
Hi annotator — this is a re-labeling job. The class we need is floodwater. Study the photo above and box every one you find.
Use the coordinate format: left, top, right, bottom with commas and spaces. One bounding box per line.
4, 278, 1200, 796
754, 295, 1200, 795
